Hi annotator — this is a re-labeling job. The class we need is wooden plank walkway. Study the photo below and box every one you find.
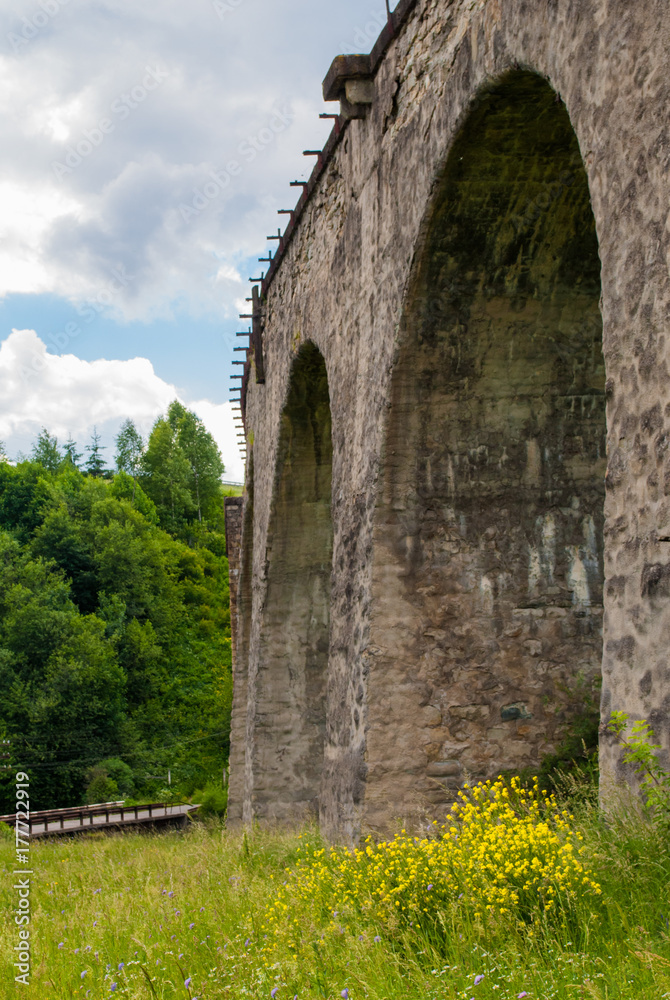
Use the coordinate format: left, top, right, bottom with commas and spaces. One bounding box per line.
0, 801, 200, 838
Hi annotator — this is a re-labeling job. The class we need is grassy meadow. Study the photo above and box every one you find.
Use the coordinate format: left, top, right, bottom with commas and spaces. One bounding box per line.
2, 778, 670, 999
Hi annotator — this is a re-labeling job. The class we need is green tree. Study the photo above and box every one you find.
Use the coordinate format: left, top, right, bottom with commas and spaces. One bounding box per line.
141, 418, 195, 533
31, 429, 62, 472
115, 420, 144, 500
31, 505, 99, 614
109, 470, 158, 523
63, 435, 83, 469
0, 534, 126, 808
0, 462, 57, 541
167, 401, 225, 523
85, 427, 108, 478
0, 450, 233, 812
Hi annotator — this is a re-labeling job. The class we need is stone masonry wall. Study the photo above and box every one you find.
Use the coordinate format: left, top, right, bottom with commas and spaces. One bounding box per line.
223, 496, 245, 824
228, 0, 670, 842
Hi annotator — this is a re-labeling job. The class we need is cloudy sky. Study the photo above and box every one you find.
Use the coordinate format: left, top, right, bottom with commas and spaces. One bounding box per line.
0, 0, 389, 481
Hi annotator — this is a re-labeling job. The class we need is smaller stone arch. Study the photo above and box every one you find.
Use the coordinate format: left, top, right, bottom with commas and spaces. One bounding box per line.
247, 342, 333, 822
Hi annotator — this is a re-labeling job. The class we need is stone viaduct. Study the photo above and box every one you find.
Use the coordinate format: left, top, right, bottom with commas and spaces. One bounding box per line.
224, 0, 670, 843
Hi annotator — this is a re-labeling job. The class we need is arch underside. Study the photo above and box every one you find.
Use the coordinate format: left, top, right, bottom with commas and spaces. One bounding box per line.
247, 343, 333, 822
366, 73, 607, 828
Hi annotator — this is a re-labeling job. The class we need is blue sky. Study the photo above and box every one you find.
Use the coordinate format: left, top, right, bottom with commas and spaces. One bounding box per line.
0, 0, 389, 481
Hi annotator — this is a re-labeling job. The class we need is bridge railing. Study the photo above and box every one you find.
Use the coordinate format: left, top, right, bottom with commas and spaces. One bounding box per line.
0, 800, 197, 837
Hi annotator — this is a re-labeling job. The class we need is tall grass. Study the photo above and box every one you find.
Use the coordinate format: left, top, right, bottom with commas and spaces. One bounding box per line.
2, 779, 670, 999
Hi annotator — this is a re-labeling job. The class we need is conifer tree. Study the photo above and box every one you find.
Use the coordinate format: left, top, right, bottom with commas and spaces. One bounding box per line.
63, 435, 83, 469
85, 427, 107, 478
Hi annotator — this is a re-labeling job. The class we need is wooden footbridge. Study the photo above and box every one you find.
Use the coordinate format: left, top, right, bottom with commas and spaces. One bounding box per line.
0, 801, 200, 839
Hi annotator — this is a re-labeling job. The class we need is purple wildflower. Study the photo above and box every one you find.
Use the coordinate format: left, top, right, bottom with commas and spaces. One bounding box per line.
58, 943, 64, 949
373, 936, 381, 943
427, 884, 433, 891
200, 907, 204, 912
474, 975, 485, 986
168, 891, 174, 898
245, 938, 251, 947
185, 979, 192, 988
110, 986, 117, 993
271, 989, 279, 998
118, 962, 124, 970
517, 994, 530, 999
81, 971, 87, 979
75, 948, 80, 954
189, 922, 195, 929
341, 990, 349, 999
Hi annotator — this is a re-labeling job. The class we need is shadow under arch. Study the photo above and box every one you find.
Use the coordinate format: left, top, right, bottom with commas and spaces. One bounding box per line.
249, 341, 333, 822
366, 70, 606, 829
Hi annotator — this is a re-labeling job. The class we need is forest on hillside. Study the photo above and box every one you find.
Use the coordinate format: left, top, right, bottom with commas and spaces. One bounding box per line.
0, 402, 234, 813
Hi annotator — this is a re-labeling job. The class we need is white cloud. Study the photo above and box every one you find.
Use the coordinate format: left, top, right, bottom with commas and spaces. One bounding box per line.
0, 329, 245, 481
0, 0, 374, 322
0, 0, 383, 486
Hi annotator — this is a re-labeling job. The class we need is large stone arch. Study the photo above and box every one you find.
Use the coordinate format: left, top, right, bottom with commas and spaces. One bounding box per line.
363, 70, 606, 829
244, 342, 333, 822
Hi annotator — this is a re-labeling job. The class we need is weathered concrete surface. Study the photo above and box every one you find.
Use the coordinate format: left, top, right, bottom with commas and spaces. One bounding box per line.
227, 0, 670, 842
